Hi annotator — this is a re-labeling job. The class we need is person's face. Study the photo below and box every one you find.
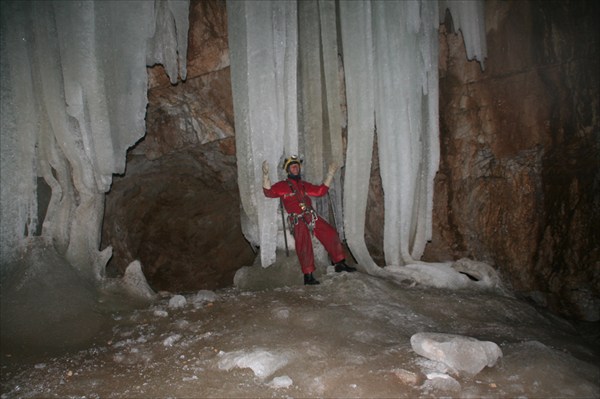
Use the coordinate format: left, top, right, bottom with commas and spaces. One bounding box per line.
289, 163, 300, 176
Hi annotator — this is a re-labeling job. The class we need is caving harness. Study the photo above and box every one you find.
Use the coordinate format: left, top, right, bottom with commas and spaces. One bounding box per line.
285, 179, 318, 236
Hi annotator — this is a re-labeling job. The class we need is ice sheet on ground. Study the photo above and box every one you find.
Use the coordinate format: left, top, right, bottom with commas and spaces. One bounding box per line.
1, 270, 598, 398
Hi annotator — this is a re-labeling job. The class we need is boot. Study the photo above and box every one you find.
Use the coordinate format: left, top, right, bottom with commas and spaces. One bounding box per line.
304, 273, 320, 285
334, 260, 357, 273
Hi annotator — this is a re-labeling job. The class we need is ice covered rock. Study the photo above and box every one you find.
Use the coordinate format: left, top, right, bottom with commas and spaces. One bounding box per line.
423, 372, 461, 392
191, 290, 218, 306
268, 375, 293, 389
163, 334, 182, 347
168, 295, 187, 309
411, 332, 502, 377
217, 349, 289, 379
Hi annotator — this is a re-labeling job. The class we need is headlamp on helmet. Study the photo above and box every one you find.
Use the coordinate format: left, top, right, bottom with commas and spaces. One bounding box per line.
283, 155, 302, 172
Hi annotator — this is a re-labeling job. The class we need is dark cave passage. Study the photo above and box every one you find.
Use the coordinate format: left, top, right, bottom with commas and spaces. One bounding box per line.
102, 138, 255, 293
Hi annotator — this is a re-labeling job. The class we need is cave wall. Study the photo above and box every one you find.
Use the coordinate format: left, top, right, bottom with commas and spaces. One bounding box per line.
421, 0, 599, 321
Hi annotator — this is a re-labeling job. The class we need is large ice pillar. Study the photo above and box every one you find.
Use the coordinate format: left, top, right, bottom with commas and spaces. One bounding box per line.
338, 0, 380, 272
371, 0, 440, 266
227, 0, 297, 267
0, 0, 189, 280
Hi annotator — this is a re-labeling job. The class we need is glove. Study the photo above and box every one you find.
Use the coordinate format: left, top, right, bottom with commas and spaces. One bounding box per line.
262, 160, 271, 189
323, 162, 339, 187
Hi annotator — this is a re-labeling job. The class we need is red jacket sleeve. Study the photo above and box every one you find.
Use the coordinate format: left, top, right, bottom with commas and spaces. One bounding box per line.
263, 181, 288, 198
302, 181, 329, 197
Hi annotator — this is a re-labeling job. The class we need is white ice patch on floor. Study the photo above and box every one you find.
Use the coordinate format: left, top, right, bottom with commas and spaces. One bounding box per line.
217, 349, 290, 379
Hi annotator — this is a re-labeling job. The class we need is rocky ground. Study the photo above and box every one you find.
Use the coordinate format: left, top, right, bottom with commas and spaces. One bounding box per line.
1, 258, 598, 398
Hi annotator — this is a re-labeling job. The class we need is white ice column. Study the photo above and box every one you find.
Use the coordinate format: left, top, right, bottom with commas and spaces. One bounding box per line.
319, 0, 345, 237
227, 1, 296, 267
413, 0, 440, 260
372, 0, 441, 266
338, 0, 380, 272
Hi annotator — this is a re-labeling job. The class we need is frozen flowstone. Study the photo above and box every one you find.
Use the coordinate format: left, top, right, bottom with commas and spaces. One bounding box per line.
451, 258, 505, 291
168, 295, 187, 309
411, 332, 502, 377
217, 349, 289, 379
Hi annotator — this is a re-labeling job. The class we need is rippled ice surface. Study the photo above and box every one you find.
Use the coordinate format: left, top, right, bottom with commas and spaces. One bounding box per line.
1, 270, 598, 398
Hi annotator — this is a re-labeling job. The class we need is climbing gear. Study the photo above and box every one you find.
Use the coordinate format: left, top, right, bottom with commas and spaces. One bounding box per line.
283, 155, 302, 172
287, 208, 318, 236
334, 260, 357, 273
304, 272, 320, 285
285, 179, 319, 235
280, 198, 289, 257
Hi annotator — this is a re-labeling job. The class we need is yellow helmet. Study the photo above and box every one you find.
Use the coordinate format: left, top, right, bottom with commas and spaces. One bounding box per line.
283, 155, 302, 172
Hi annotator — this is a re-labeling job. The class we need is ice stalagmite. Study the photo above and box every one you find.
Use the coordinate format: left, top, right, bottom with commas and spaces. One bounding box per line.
338, 0, 380, 272
228, 1, 297, 267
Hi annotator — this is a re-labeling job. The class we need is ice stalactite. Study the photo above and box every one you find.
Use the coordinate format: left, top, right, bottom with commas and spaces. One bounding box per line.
338, 0, 381, 273
297, 0, 345, 222
318, 0, 345, 238
0, 0, 189, 280
228, 0, 486, 270
439, 0, 487, 69
227, 0, 297, 267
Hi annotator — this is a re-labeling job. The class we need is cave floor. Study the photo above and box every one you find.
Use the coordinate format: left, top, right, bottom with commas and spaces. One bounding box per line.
1, 271, 599, 398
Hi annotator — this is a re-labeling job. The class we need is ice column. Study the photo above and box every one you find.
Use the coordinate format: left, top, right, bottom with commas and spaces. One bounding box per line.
371, 0, 440, 266
228, 0, 297, 267
338, 0, 380, 272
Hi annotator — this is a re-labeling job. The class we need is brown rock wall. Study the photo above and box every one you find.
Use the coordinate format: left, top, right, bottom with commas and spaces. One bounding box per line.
422, 0, 599, 320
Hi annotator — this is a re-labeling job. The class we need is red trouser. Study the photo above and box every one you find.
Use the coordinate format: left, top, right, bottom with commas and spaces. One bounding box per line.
293, 216, 345, 274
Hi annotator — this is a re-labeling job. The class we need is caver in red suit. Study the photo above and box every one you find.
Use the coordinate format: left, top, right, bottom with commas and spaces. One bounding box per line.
262, 156, 356, 285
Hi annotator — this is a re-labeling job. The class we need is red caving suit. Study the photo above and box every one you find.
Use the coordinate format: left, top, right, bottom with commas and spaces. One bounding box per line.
264, 178, 345, 274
